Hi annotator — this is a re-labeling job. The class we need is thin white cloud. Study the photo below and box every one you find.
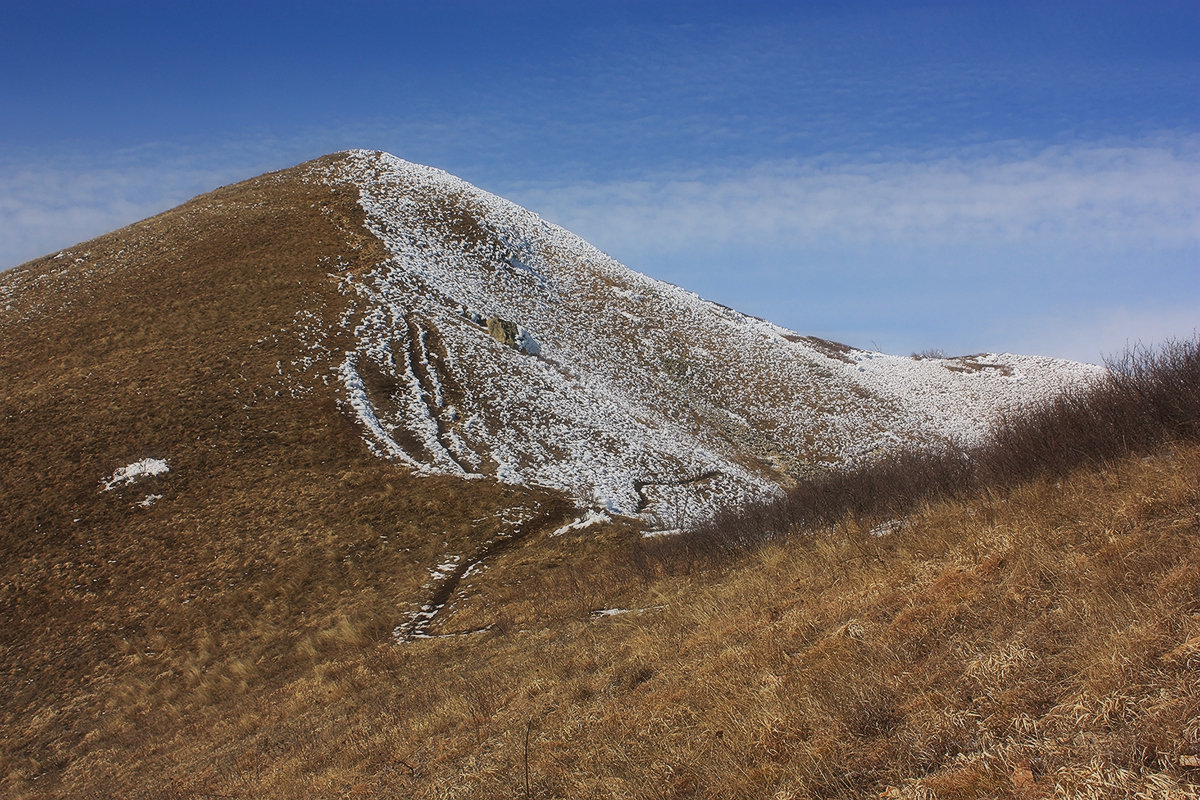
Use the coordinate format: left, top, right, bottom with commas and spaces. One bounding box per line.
1, 155, 241, 268
499, 135, 1198, 361
3, 134, 1195, 364
0, 121, 526, 269
509, 136, 1200, 256
999, 306, 1200, 366
11, 134, 1193, 272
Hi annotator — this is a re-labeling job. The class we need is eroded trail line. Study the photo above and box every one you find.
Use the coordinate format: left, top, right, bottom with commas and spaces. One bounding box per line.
394, 504, 565, 642
404, 314, 473, 474
632, 470, 722, 512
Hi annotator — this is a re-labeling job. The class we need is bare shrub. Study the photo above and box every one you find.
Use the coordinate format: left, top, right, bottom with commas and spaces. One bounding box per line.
647, 338, 1200, 570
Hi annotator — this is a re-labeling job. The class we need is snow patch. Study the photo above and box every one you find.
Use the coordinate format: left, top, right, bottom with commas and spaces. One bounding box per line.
428, 555, 462, 583
590, 605, 666, 619
869, 518, 905, 537
550, 509, 611, 537
641, 528, 686, 539
102, 458, 169, 491
309, 149, 1099, 527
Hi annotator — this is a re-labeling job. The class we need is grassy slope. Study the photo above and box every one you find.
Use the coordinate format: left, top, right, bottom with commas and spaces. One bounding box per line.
6, 443, 1193, 798
0, 156, 568, 797
0, 158, 1195, 798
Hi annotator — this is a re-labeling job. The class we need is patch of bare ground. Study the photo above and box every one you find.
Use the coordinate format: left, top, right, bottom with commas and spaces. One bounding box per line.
789, 334, 857, 363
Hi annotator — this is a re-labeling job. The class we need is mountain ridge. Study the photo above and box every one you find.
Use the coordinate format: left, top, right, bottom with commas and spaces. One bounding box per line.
1, 149, 1100, 529
310, 149, 1101, 522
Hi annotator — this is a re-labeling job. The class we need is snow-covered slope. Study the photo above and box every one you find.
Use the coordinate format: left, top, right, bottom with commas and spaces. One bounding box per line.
291, 150, 1100, 524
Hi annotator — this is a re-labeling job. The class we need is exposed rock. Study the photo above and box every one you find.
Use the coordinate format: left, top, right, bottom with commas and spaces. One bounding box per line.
516, 328, 541, 356
486, 316, 519, 348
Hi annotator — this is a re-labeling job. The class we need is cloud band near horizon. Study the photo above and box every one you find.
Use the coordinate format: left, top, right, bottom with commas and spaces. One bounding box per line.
3, 133, 1196, 363
508, 135, 1199, 253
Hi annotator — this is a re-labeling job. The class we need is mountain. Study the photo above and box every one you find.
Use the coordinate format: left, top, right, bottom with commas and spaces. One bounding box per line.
2, 150, 1095, 532
323, 151, 1104, 526
1, 151, 1125, 799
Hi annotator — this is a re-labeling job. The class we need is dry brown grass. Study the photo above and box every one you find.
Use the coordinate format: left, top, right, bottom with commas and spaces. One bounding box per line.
0, 154, 570, 798
409, 442, 1198, 799
6, 440, 1193, 799
2, 157, 1196, 798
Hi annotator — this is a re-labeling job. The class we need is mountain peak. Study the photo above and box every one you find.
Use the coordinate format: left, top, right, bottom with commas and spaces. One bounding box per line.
0, 150, 1100, 528
293, 150, 1100, 523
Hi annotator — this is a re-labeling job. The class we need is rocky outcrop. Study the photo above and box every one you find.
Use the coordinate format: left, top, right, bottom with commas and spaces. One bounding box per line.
486, 316, 519, 348
485, 315, 540, 356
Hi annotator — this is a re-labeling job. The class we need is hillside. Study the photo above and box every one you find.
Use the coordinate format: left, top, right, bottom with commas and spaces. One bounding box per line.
1, 152, 1096, 531
319, 150, 1098, 524
2, 150, 1179, 799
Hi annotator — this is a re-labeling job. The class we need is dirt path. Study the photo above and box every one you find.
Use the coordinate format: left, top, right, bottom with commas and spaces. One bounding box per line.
394, 503, 566, 642
632, 470, 722, 512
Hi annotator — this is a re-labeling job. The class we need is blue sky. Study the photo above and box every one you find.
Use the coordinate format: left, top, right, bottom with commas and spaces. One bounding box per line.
2, 0, 1196, 362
